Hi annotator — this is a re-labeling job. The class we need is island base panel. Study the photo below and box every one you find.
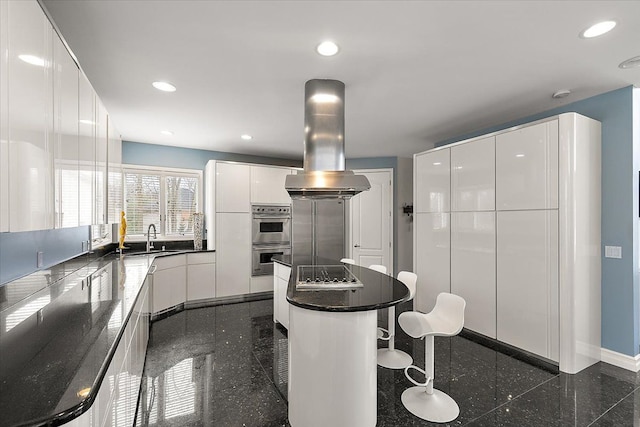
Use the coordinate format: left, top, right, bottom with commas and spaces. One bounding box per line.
288, 305, 377, 427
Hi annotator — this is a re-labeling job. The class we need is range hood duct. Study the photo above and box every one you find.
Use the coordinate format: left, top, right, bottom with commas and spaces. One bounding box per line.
285, 79, 370, 199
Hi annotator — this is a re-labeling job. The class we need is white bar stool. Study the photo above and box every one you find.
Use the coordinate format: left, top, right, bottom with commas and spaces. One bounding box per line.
398, 292, 466, 423
368, 264, 386, 274
377, 271, 417, 369
340, 258, 356, 265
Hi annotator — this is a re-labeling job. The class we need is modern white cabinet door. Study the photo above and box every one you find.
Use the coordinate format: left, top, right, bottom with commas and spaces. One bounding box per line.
53, 32, 79, 229
8, 0, 53, 231
414, 212, 450, 313
78, 73, 95, 226
496, 210, 559, 361
107, 117, 122, 224
187, 252, 216, 301
496, 120, 559, 211
415, 149, 450, 213
0, 0, 8, 233
216, 162, 250, 213
152, 255, 187, 313
451, 211, 496, 338
95, 99, 107, 225
250, 165, 291, 204
216, 213, 251, 296
451, 137, 495, 212
273, 262, 291, 329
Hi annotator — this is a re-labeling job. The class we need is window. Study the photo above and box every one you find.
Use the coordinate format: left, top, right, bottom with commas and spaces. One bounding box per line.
123, 165, 201, 239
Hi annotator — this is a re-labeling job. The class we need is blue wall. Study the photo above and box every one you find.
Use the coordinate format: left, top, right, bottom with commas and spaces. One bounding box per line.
0, 226, 90, 284
435, 86, 638, 357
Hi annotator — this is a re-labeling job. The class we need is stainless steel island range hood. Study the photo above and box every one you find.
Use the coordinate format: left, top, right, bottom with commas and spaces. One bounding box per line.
285, 79, 370, 199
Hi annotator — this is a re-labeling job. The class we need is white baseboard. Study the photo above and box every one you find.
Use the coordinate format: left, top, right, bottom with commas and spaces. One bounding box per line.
600, 348, 640, 372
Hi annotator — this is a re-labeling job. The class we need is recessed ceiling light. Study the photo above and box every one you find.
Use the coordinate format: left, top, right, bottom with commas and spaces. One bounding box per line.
79, 119, 95, 125
619, 55, 640, 69
516, 154, 525, 158
161, 130, 174, 136
552, 89, 571, 99
19, 54, 46, 67
433, 162, 441, 166
316, 41, 339, 56
152, 81, 176, 92
580, 20, 616, 38
311, 94, 339, 103
241, 134, 253, 140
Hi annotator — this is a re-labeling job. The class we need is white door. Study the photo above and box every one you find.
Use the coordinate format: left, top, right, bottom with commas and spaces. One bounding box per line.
349, 169, 392, 272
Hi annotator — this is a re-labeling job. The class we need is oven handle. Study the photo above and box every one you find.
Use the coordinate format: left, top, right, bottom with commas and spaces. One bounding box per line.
252, 216, 291, 221
252, 245, 291, 251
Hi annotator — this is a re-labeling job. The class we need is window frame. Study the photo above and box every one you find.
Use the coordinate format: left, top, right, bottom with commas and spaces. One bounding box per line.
122, 164, 203, 241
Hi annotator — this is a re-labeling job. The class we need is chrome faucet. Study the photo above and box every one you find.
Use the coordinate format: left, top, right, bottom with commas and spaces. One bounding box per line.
146, 224, 157, 253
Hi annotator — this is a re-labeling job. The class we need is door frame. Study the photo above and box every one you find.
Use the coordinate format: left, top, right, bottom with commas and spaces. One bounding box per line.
346, 168, 394, 274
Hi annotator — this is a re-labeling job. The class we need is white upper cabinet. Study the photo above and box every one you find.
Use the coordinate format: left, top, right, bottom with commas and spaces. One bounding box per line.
250, 165, 291, 205
415, 149, 450, 213
78, 72, 95, 226
95, 99, 107, 224
8, 0, 53, 231
496, 120, 559, 210
53, 31, 79, 229
107, 116, 122, 224
451, 137, 495, 211
215, 162, 250, 212
0, 1, 8, 232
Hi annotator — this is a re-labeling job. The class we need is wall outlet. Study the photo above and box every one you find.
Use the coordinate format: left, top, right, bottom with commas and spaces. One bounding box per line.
604, 246, 622, 259
37, 251, 44, 268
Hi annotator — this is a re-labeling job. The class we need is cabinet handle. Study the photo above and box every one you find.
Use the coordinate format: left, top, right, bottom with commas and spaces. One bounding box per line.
148, 265, 157, 275
354, 244, 361, 247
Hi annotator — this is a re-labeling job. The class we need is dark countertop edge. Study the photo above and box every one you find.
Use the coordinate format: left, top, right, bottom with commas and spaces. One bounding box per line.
286, 294, 410, 313
15, 260, 154, 427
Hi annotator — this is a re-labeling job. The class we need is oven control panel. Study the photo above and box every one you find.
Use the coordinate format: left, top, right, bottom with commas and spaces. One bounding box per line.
252, 205, 291, 215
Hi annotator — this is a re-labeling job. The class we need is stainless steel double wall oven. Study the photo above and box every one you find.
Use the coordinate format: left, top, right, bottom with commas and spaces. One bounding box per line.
251, 204, 291, 276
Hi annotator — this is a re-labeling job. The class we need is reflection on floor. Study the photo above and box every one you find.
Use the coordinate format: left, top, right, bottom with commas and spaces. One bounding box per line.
135, 299, 640, 426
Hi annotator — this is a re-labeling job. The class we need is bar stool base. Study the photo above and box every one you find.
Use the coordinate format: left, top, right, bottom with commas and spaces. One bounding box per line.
377, 348, 412, 369
401, 386, 459, 423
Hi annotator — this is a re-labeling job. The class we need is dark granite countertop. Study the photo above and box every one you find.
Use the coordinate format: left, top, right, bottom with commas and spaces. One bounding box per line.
281, 255, 409, 312
0, 248, 213, 427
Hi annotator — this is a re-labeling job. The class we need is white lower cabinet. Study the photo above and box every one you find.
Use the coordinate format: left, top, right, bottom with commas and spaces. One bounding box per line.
69, 276, 150, 427
151, 255, 186, 313
451, 211, 496, 338
187, 252, 216, 301
414, 212, 450, 313
496, 210, 559, 361
273, 262, 291, 329
216, 213, 251, 297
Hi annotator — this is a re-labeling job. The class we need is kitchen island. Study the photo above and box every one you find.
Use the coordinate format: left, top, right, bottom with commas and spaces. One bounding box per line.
274, 256, 410, 427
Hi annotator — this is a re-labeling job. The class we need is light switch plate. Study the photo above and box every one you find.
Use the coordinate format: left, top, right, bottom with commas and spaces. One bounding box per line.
604, 246, 622, 259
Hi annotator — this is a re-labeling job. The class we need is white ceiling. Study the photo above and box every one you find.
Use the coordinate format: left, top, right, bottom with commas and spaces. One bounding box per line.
41, 0, 640, 161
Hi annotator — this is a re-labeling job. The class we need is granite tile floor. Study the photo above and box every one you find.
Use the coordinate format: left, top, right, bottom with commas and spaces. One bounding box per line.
135, 299, 640, 426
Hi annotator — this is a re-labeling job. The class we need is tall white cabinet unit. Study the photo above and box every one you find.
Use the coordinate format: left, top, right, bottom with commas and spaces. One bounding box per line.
205, 160, 295, 298
414, 149, 451, 313
414, 113, 601, 374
